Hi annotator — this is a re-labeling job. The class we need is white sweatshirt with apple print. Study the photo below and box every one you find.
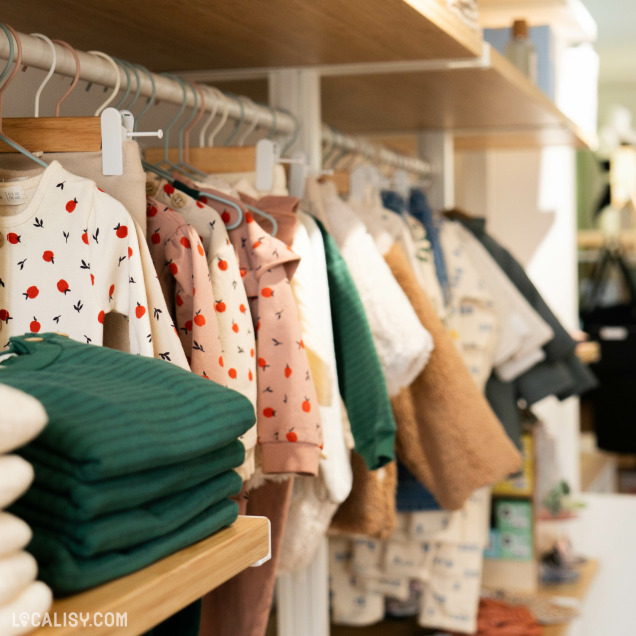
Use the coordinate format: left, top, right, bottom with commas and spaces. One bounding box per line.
0, 161, 187, 368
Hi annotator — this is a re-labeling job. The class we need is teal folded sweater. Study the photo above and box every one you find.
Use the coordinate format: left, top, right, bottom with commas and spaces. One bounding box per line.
12, 469, 241, 558
19, 440, 245, 521
29, 497, 238, 595
0, 333, 255, 479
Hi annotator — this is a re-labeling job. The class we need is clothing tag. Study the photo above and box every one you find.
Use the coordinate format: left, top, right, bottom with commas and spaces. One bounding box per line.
0, 183, 26, 205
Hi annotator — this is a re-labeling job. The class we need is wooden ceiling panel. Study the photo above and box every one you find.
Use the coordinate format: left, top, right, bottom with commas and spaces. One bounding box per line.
3, 0, 482, 72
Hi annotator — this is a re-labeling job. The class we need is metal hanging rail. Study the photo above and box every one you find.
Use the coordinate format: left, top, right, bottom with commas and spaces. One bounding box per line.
0, 30, 295, 135
322, 125, 432, 177
0, 29, 431, 178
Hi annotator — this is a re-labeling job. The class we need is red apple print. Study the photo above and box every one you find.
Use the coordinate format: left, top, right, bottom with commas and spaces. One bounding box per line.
163, 183, 175, 195
299, 339, 305, 349
302, 398, 311, 413
180, 236, 191, 249
197, 244, 204, 256
262, 287, 273, 298
24, 286, 39, 300
151, 231, 161, 245
0, 309, 9, 322
57, 280, 70, 294
42, 250, 54, 263
193, 287, 196, 296
185, 320, 193, 331
215, 301, 226, 313
176, 293, 184, 307
248, 370, 254, 381
82, 231, 89, 245
7, 233, 20, 244
232, 322, 239, 333
286, 429, 298, 442
250, 348, 254, 357
109, 284, 115, 299
66, 198, 78, 213
219, 356, 224, 367
114, 223, 128, 239
196, 201, 204, 209
240, 269, 247, 278
263, 407, 275, 418
194, 312, 205, 327
252, 240, 261, 249
221, 211, 231, 224
30, 317, 41, 333
135, 303, 146, 319
98, 310, 105, 324
285, 364, 292, 378
246, 212, 254, 223
239, 304, 246, 313
128, 246, 133, 258
228, 368, 237, 379
258, 357, 267, 368
147, 205, 158, 217
169, 262, 178, 275
256, 320, 261, 332
90, 273, 95, 286
217, 259, 228, 271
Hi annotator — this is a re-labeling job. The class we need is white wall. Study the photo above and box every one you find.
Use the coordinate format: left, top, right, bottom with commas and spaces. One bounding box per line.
456, 146, 581, 492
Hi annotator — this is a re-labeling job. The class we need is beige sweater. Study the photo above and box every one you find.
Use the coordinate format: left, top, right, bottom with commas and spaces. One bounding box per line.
385, 243, 522, 510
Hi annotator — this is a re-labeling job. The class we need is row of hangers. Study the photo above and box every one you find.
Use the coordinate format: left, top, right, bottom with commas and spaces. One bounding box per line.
0, 24, 433, 235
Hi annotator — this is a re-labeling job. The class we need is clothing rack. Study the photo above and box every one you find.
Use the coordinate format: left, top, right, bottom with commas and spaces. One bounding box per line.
0, 30, 431, 180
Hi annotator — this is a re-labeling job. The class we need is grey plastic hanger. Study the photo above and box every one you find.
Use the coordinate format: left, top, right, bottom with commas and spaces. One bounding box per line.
0, 24, 48, 167
133, 64, 155, 130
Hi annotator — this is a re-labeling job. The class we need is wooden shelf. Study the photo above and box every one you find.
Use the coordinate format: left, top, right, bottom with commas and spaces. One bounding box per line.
4, 1, 590, 150
3, 0, 482, 73
542, 560, 598, 636
31, 516, 270, 636
578, 229, 636, 251
320, 47, 591, 147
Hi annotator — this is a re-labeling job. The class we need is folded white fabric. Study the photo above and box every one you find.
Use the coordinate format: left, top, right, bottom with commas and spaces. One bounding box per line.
453, 222, 554, 382
0, 456, 34, 509
0, 386, 48, 454
0, 552, 38, 606
0, 581, 53, 636
318, 181, 433, 396
329, 537, 385, 626
0, 513, 32, 558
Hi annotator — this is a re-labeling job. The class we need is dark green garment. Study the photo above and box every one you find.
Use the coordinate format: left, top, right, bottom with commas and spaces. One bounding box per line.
315, 219, 396, 470
0, 333, 255, 479
11, 469, 241, 558
19, 440, 245, 521
29, 497, 238, 596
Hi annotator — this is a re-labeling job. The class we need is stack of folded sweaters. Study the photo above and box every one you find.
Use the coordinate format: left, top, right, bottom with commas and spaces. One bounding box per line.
0, 384, 52, 636
1, 333, 255, 596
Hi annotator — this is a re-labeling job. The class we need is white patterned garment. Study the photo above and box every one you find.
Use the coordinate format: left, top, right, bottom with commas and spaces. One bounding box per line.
0, 161, 188, 368
438, 219, 499, 391
452, 222, 554, 382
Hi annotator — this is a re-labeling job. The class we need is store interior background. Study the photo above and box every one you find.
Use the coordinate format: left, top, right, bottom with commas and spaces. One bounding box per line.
2, 2, 636, 634
455, 2, 636, 634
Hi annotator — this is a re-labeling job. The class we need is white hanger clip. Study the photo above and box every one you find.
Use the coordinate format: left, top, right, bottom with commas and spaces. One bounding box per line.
256, 139, 307, 196
101, 108, 163, 176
